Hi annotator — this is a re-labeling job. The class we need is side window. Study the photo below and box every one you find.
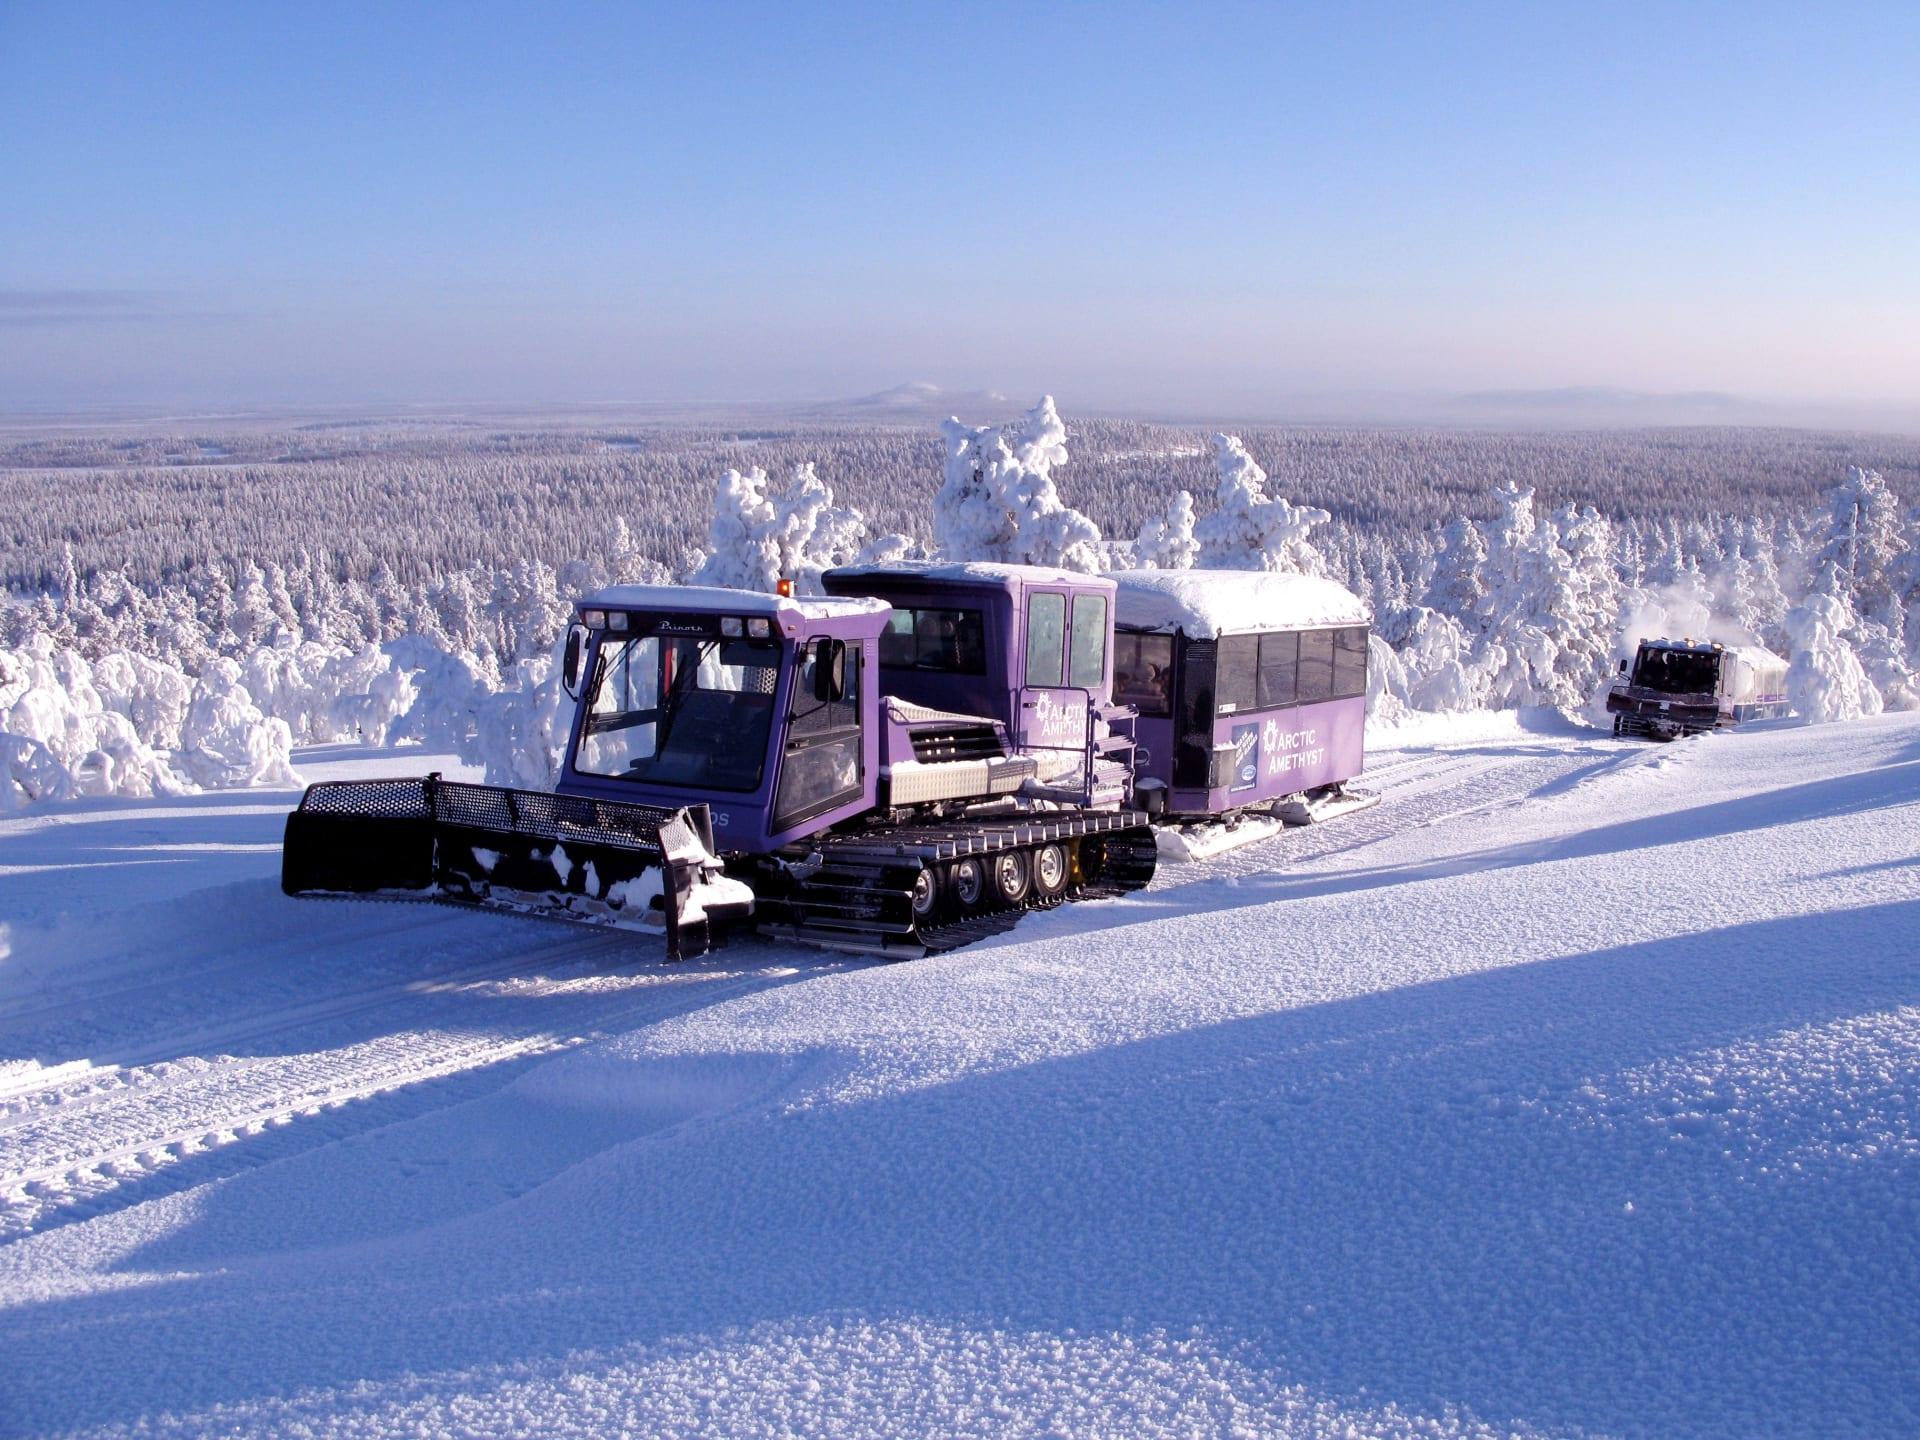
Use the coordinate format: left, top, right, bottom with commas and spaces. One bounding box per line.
878, 607, 985, 673
1297, 629, 1335, 702
790, 639, 861, 737
880, 610, 915, 667
1114, 633, 1174, 717
1258, 632, 1298, 709
776, 643, 864, 827
1333, 627, 1368, 698
1026, 593, 1066, 688
914, 608, 985, 673
1216, 635, 1258, 715
1069, 594, 1108, 689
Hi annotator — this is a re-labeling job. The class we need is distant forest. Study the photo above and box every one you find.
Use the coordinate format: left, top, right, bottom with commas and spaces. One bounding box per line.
6, 417, 1917, 596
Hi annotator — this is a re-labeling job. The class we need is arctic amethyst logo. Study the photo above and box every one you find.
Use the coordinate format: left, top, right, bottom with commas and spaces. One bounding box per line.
1029, 691, 1086, 746
1262, 720, 1328, 778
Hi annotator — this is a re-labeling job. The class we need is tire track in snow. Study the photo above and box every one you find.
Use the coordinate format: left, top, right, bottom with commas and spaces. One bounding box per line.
0, 948, 809, 1243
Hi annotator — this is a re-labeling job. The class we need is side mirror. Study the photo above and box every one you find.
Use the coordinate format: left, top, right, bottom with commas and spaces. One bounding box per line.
562, 623, 590, 699
1618, 657, 1628, 674
812, 637, 847, 703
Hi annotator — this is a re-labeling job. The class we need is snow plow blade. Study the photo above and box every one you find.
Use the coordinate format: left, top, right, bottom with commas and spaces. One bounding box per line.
281, 775, 741, 961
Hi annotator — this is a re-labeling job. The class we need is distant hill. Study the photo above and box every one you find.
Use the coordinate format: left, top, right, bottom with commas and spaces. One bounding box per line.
799, 382, 1014, 422
1449, 386, 1752, 426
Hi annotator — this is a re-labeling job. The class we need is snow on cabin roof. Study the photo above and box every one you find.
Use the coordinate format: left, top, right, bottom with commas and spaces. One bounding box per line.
1108, 568, 1370, 638
578, 584, 890, 622
824, 560, 1116, 591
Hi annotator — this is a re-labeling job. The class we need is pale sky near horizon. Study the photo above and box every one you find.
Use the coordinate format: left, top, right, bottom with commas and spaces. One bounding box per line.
2, 2, 1916, 422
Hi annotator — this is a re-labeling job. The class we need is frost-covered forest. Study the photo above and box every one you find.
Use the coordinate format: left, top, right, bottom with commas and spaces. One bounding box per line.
5, 401, 1919, 809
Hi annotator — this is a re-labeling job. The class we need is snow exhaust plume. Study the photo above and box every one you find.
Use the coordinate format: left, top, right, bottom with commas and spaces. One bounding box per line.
933, 397, 1104, 571
1613, 582, 1759, 654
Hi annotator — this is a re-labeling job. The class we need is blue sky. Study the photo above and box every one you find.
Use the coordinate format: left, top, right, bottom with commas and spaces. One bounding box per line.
2, 1, 1915, 419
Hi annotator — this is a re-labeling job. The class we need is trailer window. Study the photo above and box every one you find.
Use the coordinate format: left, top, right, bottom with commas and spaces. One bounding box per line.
879, 607, 985, 674
1114, 632, 1173, 716
1216, 635, 1258, 714
1297, 629, 1335, 703
1258, 632, 1298, 709
1026, 593, 1066, 688
1069, 595, 1108, 689
1333, 626, 1368, 698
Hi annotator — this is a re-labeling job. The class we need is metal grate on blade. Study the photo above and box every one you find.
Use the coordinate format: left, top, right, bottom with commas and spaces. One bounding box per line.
298, 778, 689, 857
297, 777, 434, 819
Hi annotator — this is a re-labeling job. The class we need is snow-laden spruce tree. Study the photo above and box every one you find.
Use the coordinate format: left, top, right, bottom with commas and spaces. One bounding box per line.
688, 466, 780, 591
1785, 565, 1884, 723
1816, 466, 1907, 625
1131, 490, 1198, 569
1, 638, 196, 808
1424, 517, 1488, 620
933, 397, 1104, 572
1548, 503, 1624, 704
1374, 604, 1490, 712
689, 462, 904, 594
1469, 483, 1562, 707
1193, 434, 1329, 574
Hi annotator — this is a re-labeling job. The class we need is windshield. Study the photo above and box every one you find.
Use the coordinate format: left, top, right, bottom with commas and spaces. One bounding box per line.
574, 632, 782, 792
1632, 646, 1720, 695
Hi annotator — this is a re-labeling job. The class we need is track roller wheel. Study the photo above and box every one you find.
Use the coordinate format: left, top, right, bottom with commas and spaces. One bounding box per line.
1031, 842, 1070, 900
991, 849, 1032, 905
948, 856, 987, 913
910, 865, 941, 920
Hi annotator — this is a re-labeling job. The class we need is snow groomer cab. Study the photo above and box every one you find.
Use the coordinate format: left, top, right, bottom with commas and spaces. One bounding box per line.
821, 561, 1138, 807
559, 584, 894, 853
1107, 569, 1371, 819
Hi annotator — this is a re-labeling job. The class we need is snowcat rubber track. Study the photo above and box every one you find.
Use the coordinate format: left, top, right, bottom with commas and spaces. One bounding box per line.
755, 809, 1158, 958
281, 776, 720, 961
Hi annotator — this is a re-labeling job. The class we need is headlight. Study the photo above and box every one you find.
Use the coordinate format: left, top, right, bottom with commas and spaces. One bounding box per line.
721, 616, 743, 637
607, 611, 630, 632
581, 609, 607, 629
748, 617, 771, 638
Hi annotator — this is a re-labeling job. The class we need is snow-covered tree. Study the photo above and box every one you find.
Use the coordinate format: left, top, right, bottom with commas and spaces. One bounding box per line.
1785, 566, 1884, 723
1193, 434, 1329, 574
1376, 605, 1490, 712
687, 466, 779, 591
1132, 490, 1198, 570
933, 397, 1104, 572
1816, 466, 1907, 624
1548, 503, 1624, 704
1424, 517, 1487, 620
687, 462, 891, 594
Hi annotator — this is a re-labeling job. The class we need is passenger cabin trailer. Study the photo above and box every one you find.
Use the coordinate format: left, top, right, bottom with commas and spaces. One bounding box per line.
1606, 638, 1790, 740
1107, 570, 1371, 819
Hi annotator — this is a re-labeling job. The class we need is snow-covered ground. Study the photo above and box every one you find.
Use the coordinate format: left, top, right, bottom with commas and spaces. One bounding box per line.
1, 716, 1916, 1438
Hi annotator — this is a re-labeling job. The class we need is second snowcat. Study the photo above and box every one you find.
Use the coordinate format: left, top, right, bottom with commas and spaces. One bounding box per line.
1606, 638, 1790, 740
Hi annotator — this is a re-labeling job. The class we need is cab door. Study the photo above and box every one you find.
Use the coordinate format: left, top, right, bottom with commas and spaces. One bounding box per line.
1016, 588, 1091, 784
